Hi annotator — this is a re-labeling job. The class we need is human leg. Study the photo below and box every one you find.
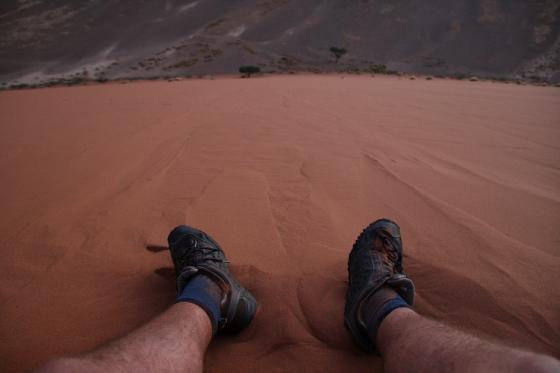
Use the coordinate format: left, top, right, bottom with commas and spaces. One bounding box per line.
38, 225, 257, 372
377, 306, 560, 373
344, 219, 559, 373
39, 302, 212, 373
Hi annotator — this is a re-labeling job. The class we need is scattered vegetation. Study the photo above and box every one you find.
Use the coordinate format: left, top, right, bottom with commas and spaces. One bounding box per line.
369, 64, 387, 73
165, 58, 199, 70
277, 55, 300, 69
329, 47, 347, 63
452, 73, 468, 80
10, 83, 31, 89
239, 65, 261, 78
364, 64, 399, 75
527, 75, 545, 83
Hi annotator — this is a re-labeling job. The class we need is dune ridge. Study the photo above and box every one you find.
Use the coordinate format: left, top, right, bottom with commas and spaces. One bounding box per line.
0, 75, 558, 372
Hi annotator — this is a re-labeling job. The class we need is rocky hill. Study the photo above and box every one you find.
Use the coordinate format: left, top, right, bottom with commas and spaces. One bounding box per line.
1, 0, 559, 86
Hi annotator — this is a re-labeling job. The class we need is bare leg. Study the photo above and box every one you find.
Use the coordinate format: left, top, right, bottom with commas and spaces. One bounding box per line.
377, 308, 560, 373
38, 303, 212, 373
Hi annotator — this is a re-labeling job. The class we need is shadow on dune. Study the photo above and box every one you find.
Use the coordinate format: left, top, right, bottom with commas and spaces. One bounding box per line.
408, 257, 559, 356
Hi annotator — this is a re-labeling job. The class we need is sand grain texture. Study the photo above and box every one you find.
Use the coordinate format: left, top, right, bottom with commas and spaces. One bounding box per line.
0, 76, 559, 372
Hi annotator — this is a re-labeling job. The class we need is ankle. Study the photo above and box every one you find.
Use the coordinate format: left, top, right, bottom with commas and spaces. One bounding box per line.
176, 274, 224, 335
359, 286, 411, 345
376, 307, 417, 357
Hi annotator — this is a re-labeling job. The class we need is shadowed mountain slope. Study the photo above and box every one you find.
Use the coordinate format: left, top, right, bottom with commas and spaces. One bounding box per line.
1, 0, 559, 85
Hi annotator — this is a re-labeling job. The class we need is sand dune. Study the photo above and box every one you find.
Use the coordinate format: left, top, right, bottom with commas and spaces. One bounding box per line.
0, 75, 558, 371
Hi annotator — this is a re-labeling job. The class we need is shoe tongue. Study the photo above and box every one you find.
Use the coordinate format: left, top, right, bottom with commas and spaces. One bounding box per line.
372, 235, 398, 264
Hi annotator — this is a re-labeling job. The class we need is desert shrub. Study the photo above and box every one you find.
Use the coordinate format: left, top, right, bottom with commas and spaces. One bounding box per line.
329, 47, 347, 63
453, 73, 468, 80
365, 64, 399, 75
239, 65, 261, 78
11, 83, 30, 89
64, 77, 86, 86
368, 64, 387, 73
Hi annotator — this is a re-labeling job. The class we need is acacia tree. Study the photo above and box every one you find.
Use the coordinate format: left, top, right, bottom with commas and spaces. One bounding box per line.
239, 65, 261, 78
329, 47, 347, 63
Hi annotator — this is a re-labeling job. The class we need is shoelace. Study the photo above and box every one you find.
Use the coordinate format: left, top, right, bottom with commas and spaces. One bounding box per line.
177, 235, 226, 267
376, 233, 402, 272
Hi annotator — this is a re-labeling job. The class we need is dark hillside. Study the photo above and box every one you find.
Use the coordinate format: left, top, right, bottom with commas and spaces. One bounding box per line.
1, 0, 558, 86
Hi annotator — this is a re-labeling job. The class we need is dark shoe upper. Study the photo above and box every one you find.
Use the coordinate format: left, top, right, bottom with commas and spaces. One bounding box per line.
344, 219, 415, 353
168, 225, 257, 334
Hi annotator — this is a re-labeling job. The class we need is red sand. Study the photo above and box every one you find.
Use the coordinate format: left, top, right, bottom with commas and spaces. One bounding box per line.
0, 75, 559, 371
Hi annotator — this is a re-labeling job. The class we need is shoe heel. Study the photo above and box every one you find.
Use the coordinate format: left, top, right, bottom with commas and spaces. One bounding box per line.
222, 290, 257, 333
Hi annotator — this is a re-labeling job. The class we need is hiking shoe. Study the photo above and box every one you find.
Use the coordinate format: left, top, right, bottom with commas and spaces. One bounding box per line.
168, 225, 257, 333
344, 219, 415, 352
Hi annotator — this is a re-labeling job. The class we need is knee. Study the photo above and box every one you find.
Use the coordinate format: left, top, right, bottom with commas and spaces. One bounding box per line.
514, 353, 560, 373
